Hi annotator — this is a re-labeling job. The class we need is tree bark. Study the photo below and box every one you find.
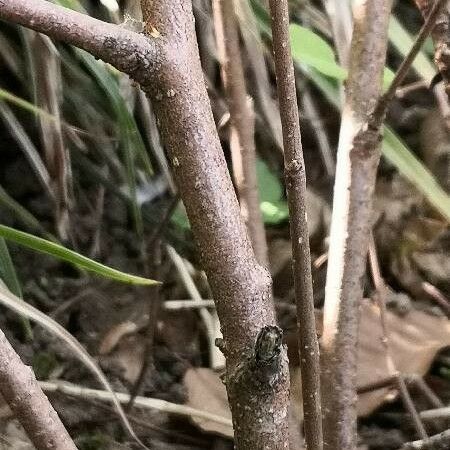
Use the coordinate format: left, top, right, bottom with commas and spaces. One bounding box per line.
0, 1, 291, 448
0, 329, 77, 450
268, 1, 323, 450
320, 1, 392, 449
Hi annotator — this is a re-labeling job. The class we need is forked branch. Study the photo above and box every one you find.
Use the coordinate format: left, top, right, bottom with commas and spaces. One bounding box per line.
0, 0, 291, 448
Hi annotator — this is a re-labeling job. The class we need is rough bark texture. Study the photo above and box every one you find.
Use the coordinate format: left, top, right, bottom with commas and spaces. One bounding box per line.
414, 0, 450, 97
0, 0, 161, 85
140, 2, 289, 447
0, 329, 77, 450
0, 1, 291, 448
213, 0, 268, 267
320, 1, 392, 449
268, 1, 323, 450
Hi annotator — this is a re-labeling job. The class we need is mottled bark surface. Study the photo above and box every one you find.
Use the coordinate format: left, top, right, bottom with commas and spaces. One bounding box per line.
140, 2, 289, 447
268, 1, 323, 450
0, 329, 77, 450
321, 1, 393, 449
0, 0, 292, 447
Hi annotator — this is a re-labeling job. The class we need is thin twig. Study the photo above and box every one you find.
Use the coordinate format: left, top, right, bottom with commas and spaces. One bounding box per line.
369, 236, 428, 440
372, 0, 448, 128
420, 408, 450, 421
396, 375, 428, 440
268, 1, 323, 449
127, 240, 162, 410
401, 429, 450, 450
39, 380, 233, 428
421, 281, 450, 317
164, 299, 216, 309
166, 245, 224, 369
411, 375, 444, 409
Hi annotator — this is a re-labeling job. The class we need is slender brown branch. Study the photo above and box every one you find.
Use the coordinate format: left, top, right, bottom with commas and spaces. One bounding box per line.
414, 0, 450, 97
139, 2, 290, 448
127, 241, 162, 411
372, 0, 448, 127
0, 0, 161, 86
369, 237, 428, 440
0, 329, 77, 450
2, 0, 291, 447
320, 1, 393, 449
396, 375, 428, 440
268, 1, 323, 450
213, 0, 268, 267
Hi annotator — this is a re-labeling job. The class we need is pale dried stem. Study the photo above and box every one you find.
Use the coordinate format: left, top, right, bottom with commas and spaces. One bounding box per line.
321, 2, 393, 449
213, 0, 268, 267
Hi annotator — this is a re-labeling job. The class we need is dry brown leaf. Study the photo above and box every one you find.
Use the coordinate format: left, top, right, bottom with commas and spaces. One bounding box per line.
184, 301, 450, 437
357, 299, 450, 416
183, 368, 233, 438
102, 335, 146, 384
98, 321, 139, 355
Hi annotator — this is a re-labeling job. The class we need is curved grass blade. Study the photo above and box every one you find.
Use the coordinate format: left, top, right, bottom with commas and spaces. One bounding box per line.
383, 127, 450, 221
0, 281, 149, 449
0, 101, 53, 198
0, 184, 57, 242
389, 16, 436, 83
0, 225, 158, 285
294, 70, 450, 221
0, 239, 22, 298
0, 239, 33, 339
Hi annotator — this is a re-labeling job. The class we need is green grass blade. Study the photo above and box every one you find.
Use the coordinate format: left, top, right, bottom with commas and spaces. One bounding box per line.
76, 50, 153, 177
0, 238, 22, 298
0, 184, 58, 242
0, 88, 60, 122
0, 225, 158, 285
75, 50, 148, 235
0, 101, 53, 197
0, 238, 33, 339
295, 67, 450, 221
383, 127, 450, 220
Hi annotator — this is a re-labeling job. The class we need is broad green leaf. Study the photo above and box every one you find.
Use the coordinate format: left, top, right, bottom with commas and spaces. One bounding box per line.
251, 3, 450, 220
171, 204, 191, 230
257, 159, 282, 203
289, 24, 394, 89
290, 24, 347, 80
0, 224, 158, 285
